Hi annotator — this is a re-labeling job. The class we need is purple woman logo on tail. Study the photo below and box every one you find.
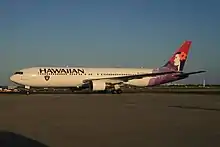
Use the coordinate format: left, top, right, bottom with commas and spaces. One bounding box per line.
173, 51, 187, 71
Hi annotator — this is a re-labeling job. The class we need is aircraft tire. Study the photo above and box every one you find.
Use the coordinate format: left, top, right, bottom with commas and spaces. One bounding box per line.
116, 89, 122, 94
111, 89, 122, 94
26, 91, 30, 95
111, 90, 117, 94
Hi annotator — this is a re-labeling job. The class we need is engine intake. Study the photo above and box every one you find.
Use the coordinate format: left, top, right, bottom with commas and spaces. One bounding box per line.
89, 80, 106, 91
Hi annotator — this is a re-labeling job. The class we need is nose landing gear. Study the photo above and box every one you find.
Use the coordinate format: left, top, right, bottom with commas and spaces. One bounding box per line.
25, 86, 30, 95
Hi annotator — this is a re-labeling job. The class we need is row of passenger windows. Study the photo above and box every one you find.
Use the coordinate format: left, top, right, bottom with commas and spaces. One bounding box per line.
15, 72, 140, 76
97, 73, 132, 76
40, 73, 137, 76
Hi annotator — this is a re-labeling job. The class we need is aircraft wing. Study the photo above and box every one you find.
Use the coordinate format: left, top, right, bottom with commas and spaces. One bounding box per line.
83, 71, 179, 83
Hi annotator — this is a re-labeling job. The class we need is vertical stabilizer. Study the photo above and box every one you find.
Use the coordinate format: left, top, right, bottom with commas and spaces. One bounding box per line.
163, 40, 192, 71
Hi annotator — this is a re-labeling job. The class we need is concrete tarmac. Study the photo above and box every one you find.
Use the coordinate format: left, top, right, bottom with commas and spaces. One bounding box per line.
0, 93, 219, 147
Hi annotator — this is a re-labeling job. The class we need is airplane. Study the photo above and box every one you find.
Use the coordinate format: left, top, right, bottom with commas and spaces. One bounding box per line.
10, 40, 206, 95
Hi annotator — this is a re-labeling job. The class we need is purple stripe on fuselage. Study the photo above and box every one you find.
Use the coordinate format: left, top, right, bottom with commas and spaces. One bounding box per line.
148, 67, 183, 86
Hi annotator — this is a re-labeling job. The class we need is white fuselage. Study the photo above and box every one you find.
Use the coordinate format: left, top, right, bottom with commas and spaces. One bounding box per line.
10, 67, 155, 88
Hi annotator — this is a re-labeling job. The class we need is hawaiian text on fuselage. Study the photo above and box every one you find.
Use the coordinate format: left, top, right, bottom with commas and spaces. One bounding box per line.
39, 68, 85, 75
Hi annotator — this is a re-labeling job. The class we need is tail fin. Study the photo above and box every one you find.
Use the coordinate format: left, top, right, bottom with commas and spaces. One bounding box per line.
163, 40, 192, 71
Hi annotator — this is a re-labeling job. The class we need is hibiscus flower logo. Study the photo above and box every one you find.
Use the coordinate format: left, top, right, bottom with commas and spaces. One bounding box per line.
179, 52, 187, 61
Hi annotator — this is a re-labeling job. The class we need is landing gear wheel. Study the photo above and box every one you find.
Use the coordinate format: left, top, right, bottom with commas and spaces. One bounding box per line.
111, 89, 122, 94
111, 90, 117, 94
71, 89, 75, 93
116, 89, 122, 94
26, 91, 30, 95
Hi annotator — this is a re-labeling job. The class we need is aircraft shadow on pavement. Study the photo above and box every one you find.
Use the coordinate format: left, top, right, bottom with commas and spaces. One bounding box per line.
168, 105, 220, 112
0, 131, 49, 147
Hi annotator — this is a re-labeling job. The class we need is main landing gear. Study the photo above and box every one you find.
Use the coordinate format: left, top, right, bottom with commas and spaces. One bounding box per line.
110, 85, 123, 94
111, 89, 123, 94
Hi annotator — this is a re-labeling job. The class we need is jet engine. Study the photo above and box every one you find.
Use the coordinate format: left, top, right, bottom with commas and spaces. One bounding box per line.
89, 80, 106, 91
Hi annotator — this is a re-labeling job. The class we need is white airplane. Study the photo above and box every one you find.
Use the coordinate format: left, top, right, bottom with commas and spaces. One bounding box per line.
10, 40, 206, 94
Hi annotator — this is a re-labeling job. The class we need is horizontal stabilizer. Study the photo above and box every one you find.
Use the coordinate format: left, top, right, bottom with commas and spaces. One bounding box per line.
177, 70, 206, 77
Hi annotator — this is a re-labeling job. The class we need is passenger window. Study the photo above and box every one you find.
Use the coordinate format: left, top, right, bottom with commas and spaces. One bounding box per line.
14, 72, 23, 75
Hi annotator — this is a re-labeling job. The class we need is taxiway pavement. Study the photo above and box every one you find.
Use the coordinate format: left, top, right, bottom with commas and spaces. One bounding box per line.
0, 93, 219, 147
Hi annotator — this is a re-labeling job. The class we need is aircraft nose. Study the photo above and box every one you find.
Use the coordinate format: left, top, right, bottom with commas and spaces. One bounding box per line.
10, 75, 15, 82
10, 75, 20, 83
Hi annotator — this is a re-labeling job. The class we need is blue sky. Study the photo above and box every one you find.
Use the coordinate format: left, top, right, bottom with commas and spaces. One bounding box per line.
0, 0, 220, 85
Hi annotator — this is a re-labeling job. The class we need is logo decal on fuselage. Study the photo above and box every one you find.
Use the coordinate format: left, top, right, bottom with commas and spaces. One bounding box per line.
39, 68, 85, 75
44, 75, 50, 81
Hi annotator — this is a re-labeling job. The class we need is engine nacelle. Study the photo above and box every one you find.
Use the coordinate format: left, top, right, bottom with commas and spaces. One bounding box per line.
90, 80, 106, 91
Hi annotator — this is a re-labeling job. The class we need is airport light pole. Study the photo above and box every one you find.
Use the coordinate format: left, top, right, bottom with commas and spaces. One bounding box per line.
203, 79, 206, 88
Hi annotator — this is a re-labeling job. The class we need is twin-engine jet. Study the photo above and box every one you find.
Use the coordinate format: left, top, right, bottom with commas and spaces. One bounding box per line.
10, 40, 206, 94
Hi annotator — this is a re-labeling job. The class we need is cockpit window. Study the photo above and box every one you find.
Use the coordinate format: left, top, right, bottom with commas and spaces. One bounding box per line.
14, 72, 23, 75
